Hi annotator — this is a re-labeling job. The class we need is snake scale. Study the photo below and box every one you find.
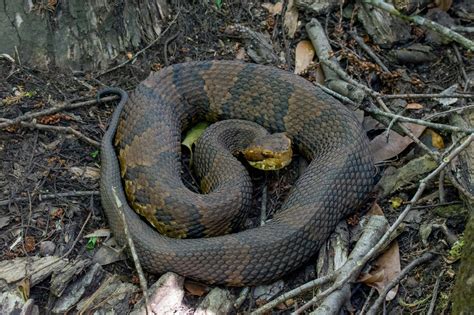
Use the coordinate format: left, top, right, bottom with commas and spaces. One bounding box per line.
100, 61, 374, 286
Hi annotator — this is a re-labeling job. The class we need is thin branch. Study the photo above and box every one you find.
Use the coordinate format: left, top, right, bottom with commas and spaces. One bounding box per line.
251, 273, 336, 314
111, 187, 150, 315
427, 270, 445, 315
425, 104, 474, 121
365, 252, 437, 315
0, 191, 99, 207
363, 0, 474, 50
0, 95, 118, 129
349, 31, 390, 72
364, 105, 474, 134
4, 120, 100, 147
381, 93, 474, 99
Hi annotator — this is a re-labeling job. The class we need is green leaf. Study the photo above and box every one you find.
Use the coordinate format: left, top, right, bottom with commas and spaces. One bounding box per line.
90, 150, 99, 159
182, 122, 209, 165
86, 237, 98, 250
215, 0, 222, 9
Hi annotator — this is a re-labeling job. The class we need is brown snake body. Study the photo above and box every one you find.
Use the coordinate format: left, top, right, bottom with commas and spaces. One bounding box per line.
100, 61, 374, 286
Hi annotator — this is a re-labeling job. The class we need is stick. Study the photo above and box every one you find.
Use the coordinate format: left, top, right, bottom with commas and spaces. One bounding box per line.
0, 191, 99, 207
363, 0, 474, 50
365, 252, 437, 315
349, 31, 390, 72
4, 120, 100, 148
111, 186, 150, 315
364, 105, 474, 134
381, 93, 474, 99
0, 95, 118, 129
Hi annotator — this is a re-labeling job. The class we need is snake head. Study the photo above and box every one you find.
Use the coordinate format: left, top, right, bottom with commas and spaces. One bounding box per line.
242, 133, 293, 170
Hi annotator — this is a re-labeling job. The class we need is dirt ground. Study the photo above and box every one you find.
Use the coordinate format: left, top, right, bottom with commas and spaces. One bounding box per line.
1, 0, 473, 314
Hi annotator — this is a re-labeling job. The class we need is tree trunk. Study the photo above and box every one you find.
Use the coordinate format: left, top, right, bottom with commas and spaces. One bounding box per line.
451, 108, 474, 314
0, 0, 169, 71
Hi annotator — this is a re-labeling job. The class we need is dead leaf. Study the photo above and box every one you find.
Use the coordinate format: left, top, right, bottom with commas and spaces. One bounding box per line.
370, 123, 426, 162
283, 0, 298, 38
84, 228, 111, 239
24, 236, 36, 253
424, 129, 445, 149
262, 2, 282, 15
235, 47, 247, 60
435, 0, 453, 11
70, 166, 100, 180
359, 241, 401, 301
0, 216, 11, 229
405, 103, 423, 110
17, 278, 30, 301
184, 280, 209, 296
368, 203, 385, 216
294, 40, 315, 75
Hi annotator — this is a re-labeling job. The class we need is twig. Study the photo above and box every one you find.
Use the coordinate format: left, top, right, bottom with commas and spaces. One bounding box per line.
314, 82, 359, 109
363, 0, 474, 50
4, 120, 100, 148
425, 104, 474, 121
374, 97, 439, 159
427, 270, 445, 315
0, 191, 99, 207
0, 95, 118, 129
251, 273, 336, 314
62, 210, 93, 258
306, 19, 366, 103
439, 170, 446, 203
381, 93, 474, 99
97, 12, 180, 77
293, 215, 389, 314
364, 105, 474, 134
365, 252, 437, 315
348, 31, 390, 72
111, 186, 150, 315
360, 288, 376, 315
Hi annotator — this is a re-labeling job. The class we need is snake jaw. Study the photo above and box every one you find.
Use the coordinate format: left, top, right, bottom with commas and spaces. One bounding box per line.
243, 134, 293, 171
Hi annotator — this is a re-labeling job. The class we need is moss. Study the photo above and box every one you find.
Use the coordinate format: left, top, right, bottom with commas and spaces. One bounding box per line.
451, 216, 474, 314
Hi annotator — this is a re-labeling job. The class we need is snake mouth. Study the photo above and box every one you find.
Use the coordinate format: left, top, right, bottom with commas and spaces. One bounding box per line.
243, 133, 293, 171
247, 152, 292, 170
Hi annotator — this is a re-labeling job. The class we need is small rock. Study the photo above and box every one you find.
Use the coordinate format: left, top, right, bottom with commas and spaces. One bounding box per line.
195, 287, 235, 315
131, 272, 187, 315
39, 241, 56, 256
253, 280, 285, 304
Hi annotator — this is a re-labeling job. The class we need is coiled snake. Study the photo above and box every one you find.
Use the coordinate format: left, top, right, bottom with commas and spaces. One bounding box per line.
100, 61, 374, 286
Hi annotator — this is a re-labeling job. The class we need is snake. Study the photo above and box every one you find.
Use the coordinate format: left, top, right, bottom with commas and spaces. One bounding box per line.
99, 60, 375, 286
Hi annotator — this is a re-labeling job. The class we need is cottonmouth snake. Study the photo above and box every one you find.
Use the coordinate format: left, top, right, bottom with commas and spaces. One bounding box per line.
100, 61, 374, 286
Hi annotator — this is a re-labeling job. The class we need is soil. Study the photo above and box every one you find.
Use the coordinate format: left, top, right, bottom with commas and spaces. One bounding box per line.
0, 0, 472, 314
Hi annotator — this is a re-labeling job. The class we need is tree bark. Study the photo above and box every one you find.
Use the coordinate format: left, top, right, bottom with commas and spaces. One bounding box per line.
0, 0, 168, 71
451, 108, 474, 314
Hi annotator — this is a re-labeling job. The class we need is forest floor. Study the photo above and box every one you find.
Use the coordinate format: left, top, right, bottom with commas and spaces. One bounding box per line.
0, 0, 473, 314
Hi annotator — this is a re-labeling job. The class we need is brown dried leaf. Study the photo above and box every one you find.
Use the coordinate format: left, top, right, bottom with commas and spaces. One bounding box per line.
359, 241, 401, 301
368, 202, 385, 216
262, 2, 283, 15
370, 123, 426, 162
283, 0, 298, 38
24, 236, 36, 253
405, 102, 424, 110
435, 0, 453, 11
425, 129, 445, 149
184, 280, 209, 296
294, 40, 315, 75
